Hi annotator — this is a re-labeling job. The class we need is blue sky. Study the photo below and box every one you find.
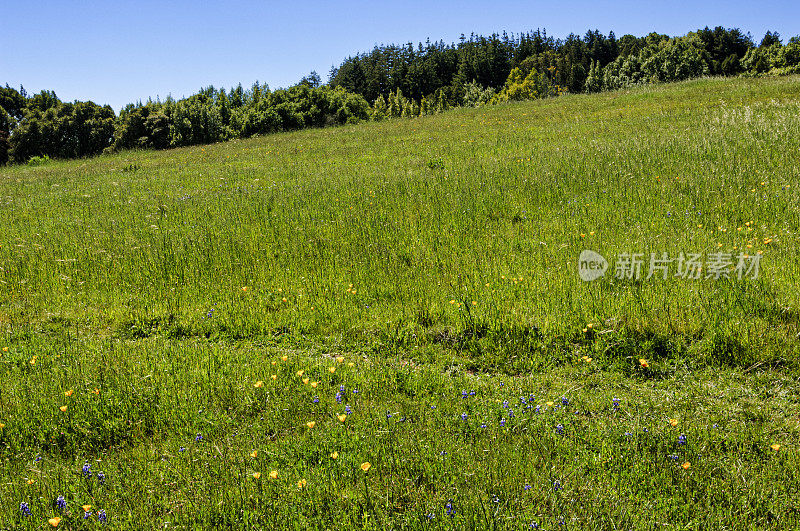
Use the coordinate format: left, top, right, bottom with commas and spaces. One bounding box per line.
2, 1, 798, 111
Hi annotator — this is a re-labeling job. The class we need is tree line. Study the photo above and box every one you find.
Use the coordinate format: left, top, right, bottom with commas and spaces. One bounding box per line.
2, 27, 799, 165
332, 28, 799, 111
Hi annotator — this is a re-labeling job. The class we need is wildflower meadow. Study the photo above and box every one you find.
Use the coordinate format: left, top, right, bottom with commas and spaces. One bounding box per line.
1, 75, 799, 529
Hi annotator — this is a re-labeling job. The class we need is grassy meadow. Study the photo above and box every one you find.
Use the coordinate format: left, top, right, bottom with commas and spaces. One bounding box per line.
1, 75, 800, 529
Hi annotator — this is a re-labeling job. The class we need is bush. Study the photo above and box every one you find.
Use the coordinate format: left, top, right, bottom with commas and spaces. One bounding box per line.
26, 154, 50, 166
462, 81, 496, 107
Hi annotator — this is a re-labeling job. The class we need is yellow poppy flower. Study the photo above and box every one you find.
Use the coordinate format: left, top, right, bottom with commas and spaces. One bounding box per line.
48, 517, 61, 527
82, 505, 91, 512
269, 470, 278, 479
250, 450, 258, 458
64, 390, 74, 397
271, 374, 277, 380
253, 472, 261, 479
306, 421, 315, 429
254, 381, 264, 388
338, 414, 347, 422
639, 358, 649, 368
682, 462, 691, 470
330, 451, 339, 459
361, 462, 371, 471
669, 419, 678, 427
281, 355, 288, 362
771, 444, 781, 451
297, 370, 304, 377
336, 356, 344, 363
59, 405, 68, 412
328, 367, 336, 373
297, 479, 307, 488
303, 377, 310, 385
310, 381, 319, 388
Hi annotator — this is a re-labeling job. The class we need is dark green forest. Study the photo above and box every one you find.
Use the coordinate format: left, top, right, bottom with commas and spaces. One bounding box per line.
2, 27, 799, 165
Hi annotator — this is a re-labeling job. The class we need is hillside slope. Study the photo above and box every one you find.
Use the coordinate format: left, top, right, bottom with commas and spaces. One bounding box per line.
1, 75, 800, 529
3, 75, 799, 370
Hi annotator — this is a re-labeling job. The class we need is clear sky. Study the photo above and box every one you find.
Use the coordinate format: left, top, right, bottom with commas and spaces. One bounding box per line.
2, 1, 798, 111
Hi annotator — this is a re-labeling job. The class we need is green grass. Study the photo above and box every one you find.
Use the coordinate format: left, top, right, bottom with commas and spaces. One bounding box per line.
1, 75, 799, 529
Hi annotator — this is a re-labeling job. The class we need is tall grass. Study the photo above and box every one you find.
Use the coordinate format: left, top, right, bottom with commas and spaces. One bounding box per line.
0, 75, 799, 529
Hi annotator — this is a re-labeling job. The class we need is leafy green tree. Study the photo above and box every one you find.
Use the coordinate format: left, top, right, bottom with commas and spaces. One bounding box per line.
26, 90, 60, 112
9, 100, 114, 162
298, 71, 322, 88
742, 44, 782, 73
0, 85, 27, 122
640, 35, 709, 83
0, 106, 11, 165
695, 27, 753, 75
720, 54, 742, 75
760, 31, 782, 47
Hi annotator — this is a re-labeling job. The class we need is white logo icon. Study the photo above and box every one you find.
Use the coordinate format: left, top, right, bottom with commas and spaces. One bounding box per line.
579, 250, 608, 281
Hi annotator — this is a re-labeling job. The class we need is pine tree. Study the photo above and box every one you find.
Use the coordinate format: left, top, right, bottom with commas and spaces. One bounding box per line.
585, 60, 602, 93
372, 95, 387, 120
435, 89, 449, 113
